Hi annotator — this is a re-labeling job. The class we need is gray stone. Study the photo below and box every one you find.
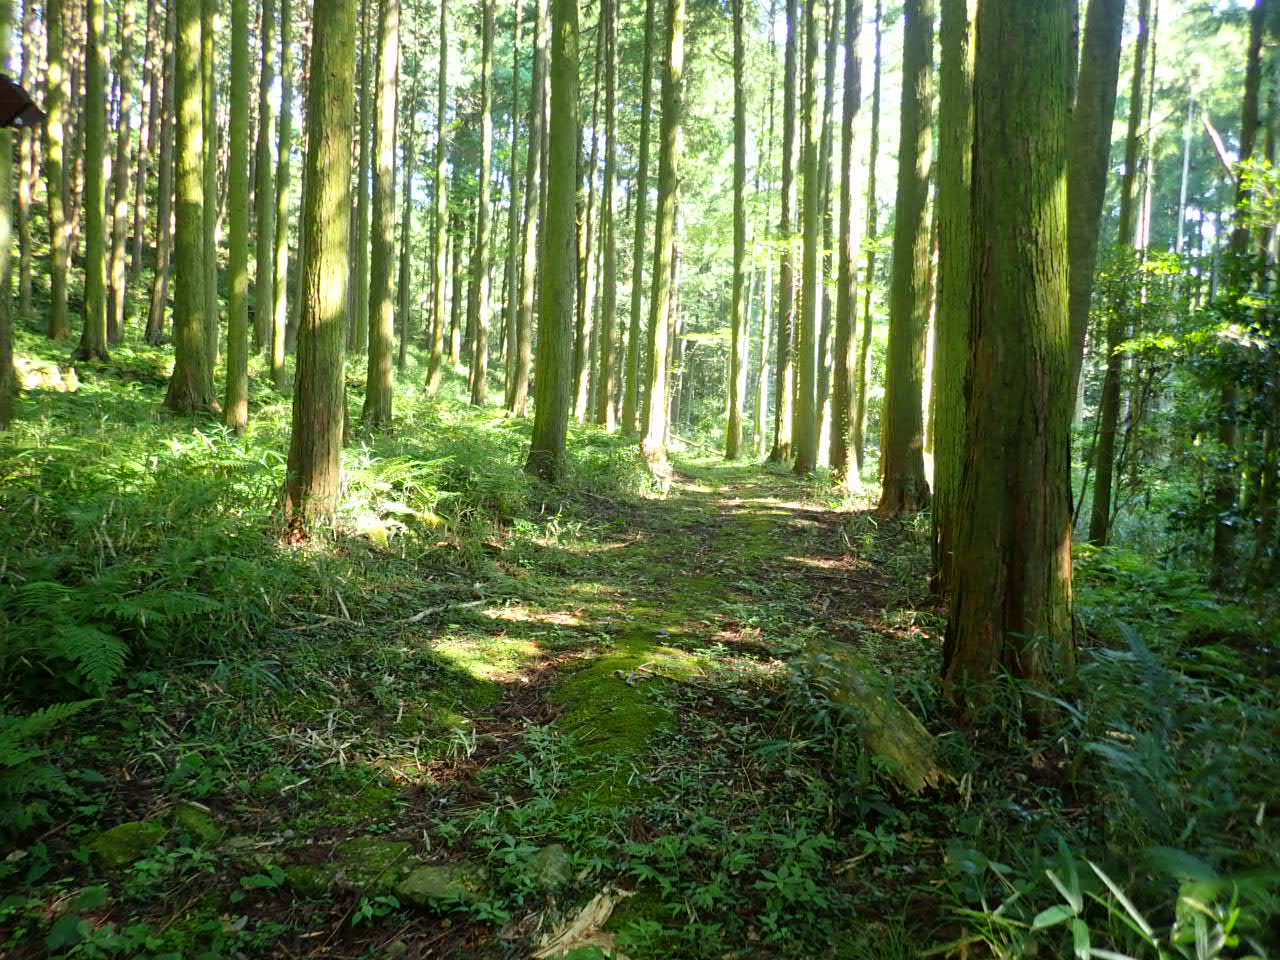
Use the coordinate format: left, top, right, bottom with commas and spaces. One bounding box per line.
529, 843, 573, 890
395, 863, 487, 907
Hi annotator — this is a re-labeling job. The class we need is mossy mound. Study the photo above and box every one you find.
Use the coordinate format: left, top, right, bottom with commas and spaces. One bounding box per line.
396, 862, 487, 907
171, 801, 225, 845
90, 820, 168, 868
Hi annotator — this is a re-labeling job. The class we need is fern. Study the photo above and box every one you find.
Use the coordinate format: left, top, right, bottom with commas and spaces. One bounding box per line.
53, 626, 128, 694
0, 698, 98, 836
0, 699, 99, 763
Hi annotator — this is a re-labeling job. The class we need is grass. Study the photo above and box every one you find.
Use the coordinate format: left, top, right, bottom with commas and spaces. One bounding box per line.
2, 331, 1279, 959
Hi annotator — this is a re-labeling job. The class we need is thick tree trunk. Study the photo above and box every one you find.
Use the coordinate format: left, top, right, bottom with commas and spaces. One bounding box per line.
76, 0, 110, 362
622, 0, 657, 435
223, 0, 252, 432
876, 0, 934, 517
283, 0, 356, 527
201, 0, 219, 365
363, 0, 400, 426
525, 0, 579, 481
942, 0, 1074, 709
830, 0, 862, 487
165, 0, 216, 412
641, 0, 686, 466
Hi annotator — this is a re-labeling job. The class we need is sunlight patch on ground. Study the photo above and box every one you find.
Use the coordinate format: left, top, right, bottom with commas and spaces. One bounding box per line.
484, 605, 586, 627
432, 633, 542, 680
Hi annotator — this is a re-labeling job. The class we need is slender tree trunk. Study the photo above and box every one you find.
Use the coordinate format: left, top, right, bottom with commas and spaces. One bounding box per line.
725, 0, 748, 458
814, 3, 838, 457
876, 0, 934, 517
107, 0, 136, 344
271, 0, 293, 387
201, 0, 219, 365
573, 17, 604, 419
593, 0, 618, 429
469, 0, 495, 406
76, 0, 110, 362
283, 0, 356, 527
45, 0, 70, 339
363, 0, 400, 426
146, 0, 176, 344
943, 0, 1073, 709
426, 0, 450, 393
830, 0, 862, 486
351, 0, 372, 355
16, 0, 35, 320
223, 0, 252, 431
792, 0, 823, 474
641, 0, 685, 465
449, 212, 465, 365
851, 0, 881, 475
255, 0, 276, 354
1067, 0, 1126, 398
769, 0, 798, 463
503, 1, 522, 402
1088, 0, 1149, 546
0, 0, 12, 427
510, 0, 547, 414
165, 0, 216, 411
397, 69, 417, 373
130, 0, 159, 283
525, 0, 578, 481
622, 0, 657, 435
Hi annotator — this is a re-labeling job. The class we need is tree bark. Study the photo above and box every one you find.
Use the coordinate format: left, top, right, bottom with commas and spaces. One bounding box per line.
254, 0, 276, 354
283, 0, 356, 527
725, 0, 749, 458
426, 0, 450, 394
271, 0, 293, 387
223, 0, 252, 432
75, 0, 110, 362
942, 0, 1074, 710
201, 0, 219, 365
792, 0, 823, 474
525, 0, 579, 481
45, 0, 70, 340
146, 0, 176, 344
351, 0, 372, 355
107, 0, 136, 345
851, 0, 881, 476
593, 0, 618, 429
469, 0, 495, 406
876, 0, 933, 517
768, 0, 798, 463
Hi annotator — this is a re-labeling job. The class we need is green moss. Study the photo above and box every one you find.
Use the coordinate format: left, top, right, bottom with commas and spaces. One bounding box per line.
90, 820, 169, 868
396, 862, 488, 907
171, 802, 225, 845
331, 837, 416, 890
285, 865, 332, 898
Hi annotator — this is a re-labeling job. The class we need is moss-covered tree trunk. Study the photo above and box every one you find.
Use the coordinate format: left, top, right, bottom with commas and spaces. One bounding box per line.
640, 0, 685, 466
271, 0, 293, 388
929, 0, 973, 590
165, 0, 216, 412
622, 0, 656, 436
283, 0, 356, 527
76, 0, 110, 362
469, 0, 495, 407
1088, 0, 1149, 547
363, 0, 400, 427
830, 0, 861, 487
146, 1, 176, 345
1066, 0, 1125, 398
593, 0, 618, 430
45, 0, 70, 340
792, 0, 822, 474
942, 0, 1073, 709
426, 0, 449, 394
851, 0, 881, 476
725, 0, 748, 459
510, 0, 547, 415
107, 0, 136, 345
223, 0, 252, 432
876, 0, 933, 517
525, 0, 578, 481
768, 0, 797, 464
254, 0, 276, 355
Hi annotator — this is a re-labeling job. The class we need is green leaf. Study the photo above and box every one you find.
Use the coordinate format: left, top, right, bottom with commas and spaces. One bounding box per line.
1072, 918, 1090, 960
1033, 904, 1075, 929
73, 885, 109, 910
45, 912, 88, 951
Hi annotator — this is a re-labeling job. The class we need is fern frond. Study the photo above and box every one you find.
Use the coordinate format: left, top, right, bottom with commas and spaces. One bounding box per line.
53, 626, 128, 692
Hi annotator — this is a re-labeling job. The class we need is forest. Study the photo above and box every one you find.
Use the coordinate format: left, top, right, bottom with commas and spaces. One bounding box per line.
0, 0, 1278, 954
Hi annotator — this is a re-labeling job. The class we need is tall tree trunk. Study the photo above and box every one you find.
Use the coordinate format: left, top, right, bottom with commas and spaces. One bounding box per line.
449, 212, 465, 365
426, 0, 449, 393
768, 0, 798, 463
397, 69, 418, 373
146, 0, 176, 344
223, 0, 252, 431
792, 0, 823, 474
725, 0, 748, 458
201, 0, 219, 365
45, 0, 70, 340
271, 0, 293, 387
830, 0, 861, 486
622, 0, 656, 435
351, 0, 372, 355
928, 0, 974, 589
283, 0, 356, 527
640, 0, 685, 465
76, 0, 110, 361
165, 0, 216, 411
469, 0, 495, 406
363, 0, 400, 426
107, 0, 136, 344
510, 0, 547, 415
130, 0, 160, 283
1088, 0, 1149, 546
503, 1, 522, 403
16, 0, 35, 320
573, 17, 604, 419
813, 2, 838, 457
0, 0, 13, 427
593, 0, 618, 429
1067, 0, 1126, 397
851, 0, 881, 475
525, 0, 578, 481
942, 0, 1073, 709
254, 0, 276, 354
876, 0, 933, 517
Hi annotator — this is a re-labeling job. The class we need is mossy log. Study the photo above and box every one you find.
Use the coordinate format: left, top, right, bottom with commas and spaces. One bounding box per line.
794, 640, 945, 794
